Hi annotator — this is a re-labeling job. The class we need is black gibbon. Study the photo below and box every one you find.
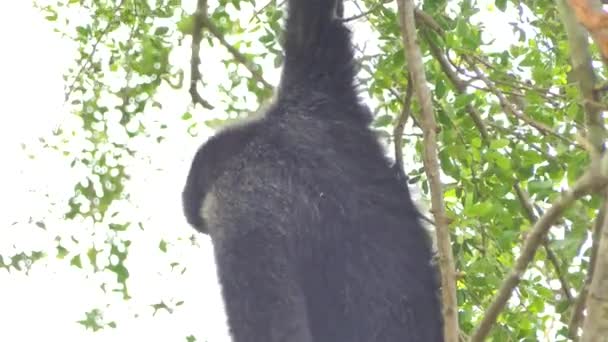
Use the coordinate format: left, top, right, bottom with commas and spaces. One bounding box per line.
182, 0, 443, 341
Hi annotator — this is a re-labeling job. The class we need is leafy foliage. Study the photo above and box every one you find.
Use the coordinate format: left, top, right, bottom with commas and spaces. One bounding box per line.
5, 0, 605, 340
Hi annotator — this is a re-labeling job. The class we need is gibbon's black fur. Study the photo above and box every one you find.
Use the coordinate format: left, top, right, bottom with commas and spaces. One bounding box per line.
182, 0, 443, 341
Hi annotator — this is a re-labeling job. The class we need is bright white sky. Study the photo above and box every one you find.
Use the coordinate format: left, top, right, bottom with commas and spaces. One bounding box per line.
0, 1, 544, 341
0, 2, 232, 341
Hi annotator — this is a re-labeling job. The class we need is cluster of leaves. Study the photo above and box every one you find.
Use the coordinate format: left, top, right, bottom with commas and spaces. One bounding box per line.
37, 0, 185, 317
10, 0, 602, 339
363, 0, 602, 339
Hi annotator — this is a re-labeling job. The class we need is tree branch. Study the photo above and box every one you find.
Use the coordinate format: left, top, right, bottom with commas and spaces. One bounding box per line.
397, 1, 459, 340
569, 202, 605, 339
513, 182, 573, 303
558, 0, 605, 151
470, 169, 607, 341
557, 2, 607, 339
581, 194, 608, 341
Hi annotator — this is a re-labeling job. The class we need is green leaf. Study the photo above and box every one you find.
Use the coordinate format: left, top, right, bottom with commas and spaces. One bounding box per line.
495, 0, 507, 11
528, 180, 553, 193
373, 114, 392, 127
57, 245, 69, 259
70, 255, 82, 268
181, 112, 193, 121
177, 16, 194, 34
154, 26, 169, 36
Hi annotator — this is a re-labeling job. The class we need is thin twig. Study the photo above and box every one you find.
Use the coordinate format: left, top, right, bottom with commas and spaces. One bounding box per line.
342, 0, 391, 22
249, 0, 284, 25
190, 0, 214, 109
201, 16, 272, 89
465, 57, 575, 146
393, 74, 413, 175
423, 31, 489, 143
416, 11, 577, 146
64, 0, 127, 102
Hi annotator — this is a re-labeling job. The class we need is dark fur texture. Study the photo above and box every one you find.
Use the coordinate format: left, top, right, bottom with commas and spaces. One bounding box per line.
182, 1, 443, 341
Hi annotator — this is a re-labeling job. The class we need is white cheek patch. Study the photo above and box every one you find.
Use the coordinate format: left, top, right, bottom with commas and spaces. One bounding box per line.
201, 191, 217, 224
201, 191, 220, 235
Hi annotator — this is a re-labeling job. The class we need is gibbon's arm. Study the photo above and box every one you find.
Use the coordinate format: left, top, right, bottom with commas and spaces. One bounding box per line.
279, 0, 353, 94
283, 0, 340, 57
